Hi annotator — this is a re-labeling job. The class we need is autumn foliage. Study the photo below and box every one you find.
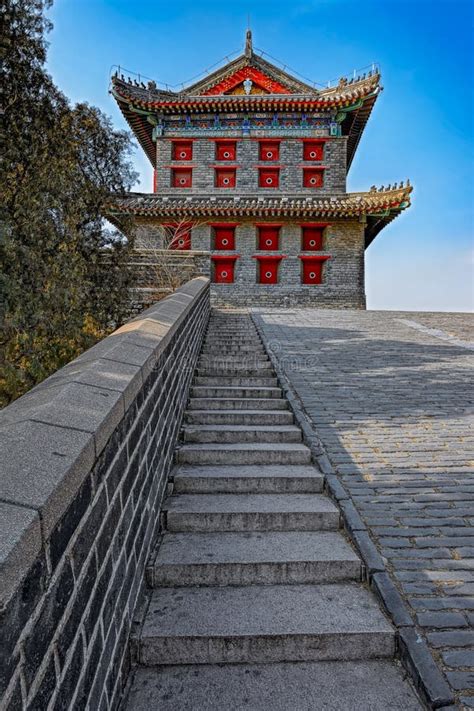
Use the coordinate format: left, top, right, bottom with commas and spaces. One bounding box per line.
0, 0, 137, 405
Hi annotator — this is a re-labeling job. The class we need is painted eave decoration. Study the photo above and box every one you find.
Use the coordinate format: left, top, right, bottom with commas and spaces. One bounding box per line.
110, 32, 382, 169
106, 182, 412, 248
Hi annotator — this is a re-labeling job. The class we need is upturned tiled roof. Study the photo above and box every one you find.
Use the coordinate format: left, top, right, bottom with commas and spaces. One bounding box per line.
110, 59, 381, 169
107, 183, 412, 248
111, 72, 380, 112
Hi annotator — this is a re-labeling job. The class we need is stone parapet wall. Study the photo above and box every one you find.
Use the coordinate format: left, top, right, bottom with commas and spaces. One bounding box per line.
0, 278, 210, 710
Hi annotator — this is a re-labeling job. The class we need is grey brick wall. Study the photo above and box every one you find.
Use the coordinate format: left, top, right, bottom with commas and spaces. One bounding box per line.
155, 136, 347, 195
0, 278, 210, 710
133, 219, 365, 309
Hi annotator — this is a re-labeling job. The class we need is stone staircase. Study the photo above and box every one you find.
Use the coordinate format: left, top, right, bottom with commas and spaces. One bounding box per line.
124, 311, 422, 709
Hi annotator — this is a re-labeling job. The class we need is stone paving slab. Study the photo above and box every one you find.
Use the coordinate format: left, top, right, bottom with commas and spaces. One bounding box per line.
254, 308, 474, 707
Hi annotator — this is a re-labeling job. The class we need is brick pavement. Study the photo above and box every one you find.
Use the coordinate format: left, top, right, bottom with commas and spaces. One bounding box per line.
254, 309, 474, 708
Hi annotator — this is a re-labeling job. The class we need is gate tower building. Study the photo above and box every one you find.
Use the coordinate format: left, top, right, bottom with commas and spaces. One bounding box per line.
108, 31, 412, 308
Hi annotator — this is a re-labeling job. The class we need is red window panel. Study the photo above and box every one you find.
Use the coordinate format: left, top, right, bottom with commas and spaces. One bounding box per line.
253, 255, 286, 284
215, 141, 237, 161
167, 224, 192, 250
215, 168, 236, 188
303, 140, 325, 161
172, 141, 193, 161
211, 224, 237, 250
259, 168, 280, 188
172, 168, 192, 188
301, 224, 330, 251
212, 255, 240, 283
259, 140, 280, 161
299, 255, 330, 284
257, 225, 281, 251
303, 167, 325, 188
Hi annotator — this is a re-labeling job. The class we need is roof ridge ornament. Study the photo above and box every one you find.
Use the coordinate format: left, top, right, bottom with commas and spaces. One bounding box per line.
245, 29, 253, 59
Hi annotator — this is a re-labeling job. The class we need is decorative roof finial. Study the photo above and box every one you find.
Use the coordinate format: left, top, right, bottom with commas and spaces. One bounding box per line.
245, 28, 253, 58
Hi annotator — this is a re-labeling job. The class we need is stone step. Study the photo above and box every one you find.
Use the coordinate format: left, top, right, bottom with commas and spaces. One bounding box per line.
163, 492, 338, 532
196, 367, 275, 377
199, 349, 268, 357
197, 361, 271, 370
176, 442, 311, 466
205, 325, 255, 330
203, 332, 262, 346
190, 386, 282, 399
204, 332, 259, 336
125, 661, 422, 710
188, 398, 289, 411
193, 376, 278, 387
184, 409, 294, 425
201, 338, 263, 345
203, 330, 259, 335
204, 336, 258, 340
202, 338, 263, 345
182, 424, 302, 444
198, 358, 270, 367
150, 531, 361, 587
138, 583, 394, 665
173, 464, 323, 493
198, 355, 270, 363
201, 347, 264, 353
201, 349, 264, 354
201, 351, 264, 358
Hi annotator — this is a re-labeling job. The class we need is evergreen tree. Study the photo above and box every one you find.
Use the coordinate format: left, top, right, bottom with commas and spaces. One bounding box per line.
0, 0, 137, 405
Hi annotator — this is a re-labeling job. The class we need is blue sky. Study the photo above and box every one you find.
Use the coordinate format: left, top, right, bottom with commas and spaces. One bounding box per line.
46, 0, 473, 311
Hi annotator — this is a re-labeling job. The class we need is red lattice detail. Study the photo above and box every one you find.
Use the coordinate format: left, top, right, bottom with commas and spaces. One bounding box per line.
203, 67, 291, 96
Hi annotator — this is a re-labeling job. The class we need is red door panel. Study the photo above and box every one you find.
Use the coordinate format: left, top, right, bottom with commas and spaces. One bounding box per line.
168, 224, 192, 250
259, 141, 280, 161
257, 226, 280, 250
215, 168, 236, 188
299, 256, 330, 284
303, 141, 324, 161
172, 168, 192, 188
214, 226, 236, 250
301, 226, 326, 250
212, 256, 239, 283
253, 256, 285, 284
216, 141, 237, 161
259, 168, 280, 188
303, 168, 324, 188
172, 141, 193, 161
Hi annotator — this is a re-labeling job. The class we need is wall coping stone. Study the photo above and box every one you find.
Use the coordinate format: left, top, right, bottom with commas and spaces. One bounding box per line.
0, 276, 209, 609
